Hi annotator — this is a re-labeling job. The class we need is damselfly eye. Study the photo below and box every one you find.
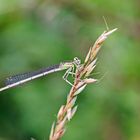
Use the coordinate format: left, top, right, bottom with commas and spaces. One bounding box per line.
74, 57, 81, 66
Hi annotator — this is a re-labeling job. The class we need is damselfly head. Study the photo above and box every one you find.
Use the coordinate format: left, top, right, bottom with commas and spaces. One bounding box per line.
73, 57, 81, 66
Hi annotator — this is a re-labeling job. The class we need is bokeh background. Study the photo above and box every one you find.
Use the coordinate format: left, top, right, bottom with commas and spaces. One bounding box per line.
0, 0, 140, 140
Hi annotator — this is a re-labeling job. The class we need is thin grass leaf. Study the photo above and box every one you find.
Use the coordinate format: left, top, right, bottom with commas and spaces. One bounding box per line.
83, 58, 97, 76
66, 96, 77, 110
85, 47, 91, 63
67, 108, 72, 121
70, 96, 77, 107
55, 117, 67, 133
85, 65, 96, 77
105, 28, 118, 36
49, 122, 55, 140
71, 105, 78, 118
83, 78, 97, 84
57, 105, 65, 120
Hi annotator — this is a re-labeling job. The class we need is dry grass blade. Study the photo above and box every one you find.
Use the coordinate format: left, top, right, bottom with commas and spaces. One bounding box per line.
49, 28, 117, 140
49, 122, 55, 140
87, 28, 117, 63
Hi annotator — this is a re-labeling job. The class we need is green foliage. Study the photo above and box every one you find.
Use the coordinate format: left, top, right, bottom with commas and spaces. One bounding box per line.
0, 0, 139, 140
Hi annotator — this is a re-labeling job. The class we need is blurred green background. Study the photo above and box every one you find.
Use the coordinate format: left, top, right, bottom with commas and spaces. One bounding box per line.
0, 0, 140, 140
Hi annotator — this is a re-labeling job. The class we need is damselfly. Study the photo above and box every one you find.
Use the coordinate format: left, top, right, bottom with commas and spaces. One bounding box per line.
0, 57, 81, 92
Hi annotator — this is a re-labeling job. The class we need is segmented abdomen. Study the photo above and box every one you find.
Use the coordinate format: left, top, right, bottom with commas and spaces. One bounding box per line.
5, 64, 60, 85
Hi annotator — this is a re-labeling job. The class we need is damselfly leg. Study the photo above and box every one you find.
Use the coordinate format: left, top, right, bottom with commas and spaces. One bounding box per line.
63, 57, 81, 86
63, 66, 75, 86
